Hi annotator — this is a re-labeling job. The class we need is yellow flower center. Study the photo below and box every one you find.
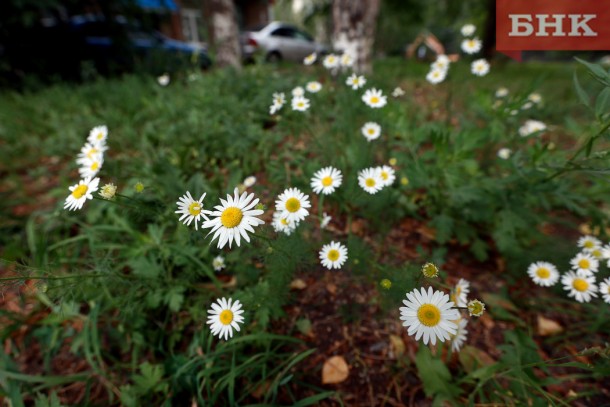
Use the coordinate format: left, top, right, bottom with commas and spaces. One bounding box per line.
607, 286, 610, 294
220, 207, 243, 228
327, 249, 340, 261
389, 158, 397, 166
297, 102, 304, 108
97, 132, 104, 140
219, 309, 233, 325
573, 279, 589, 292
321, 176, 333, 187
367, 128, 375, 135
380, 171, 388, 180
90, 161, 99, 171
365, 178, 376, 188
188, 202, 201, 216
468, 40, 475, 47
370, 96, 380, 104
578, 259, 590, 269
536, 268, 550, 279
71, 184, 88, 199
86, 148, 98, 158
592, 249, 602, 258
280, 218, 289, 226
422, 263, 438, 278
417, 304, 441, 327
433, 72, 440, 78
285, 198, 301, 213
584, 241, 594, 249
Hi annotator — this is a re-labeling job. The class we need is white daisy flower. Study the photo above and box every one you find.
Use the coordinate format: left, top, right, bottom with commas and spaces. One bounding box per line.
310, 166, 343, 195
206, 297, 244, 340
77, 142, 107, 162
322, 54, 339, 69
392, 87, 405, 97
358, 167, 383, 194
471, 59, 490, 76
201, 188, 265, 249
275, 187, 311, 224
175, 191, 209, 230
599, 277, 610, 304
306, 81, 322, 93
461, 38, 482, 54
346, 73, 366, 90
519, 120, 547, 137
99, 183, 117, 200
527, 261, 559, 287
399, 287, 460, 346
601, 244, 610, 267
378, 165, 396, 187
497, 148, 512, 159
320, 212, 331, 229
361, 122, 381, 142
64, 177, 100, 211
272, 211, 297, 235
77, 155, 104, 179
362, 88, 387, 108
87, 125, 108, 145
292, 86, 305, 97
426, 68, 447, 84
340, 53, 354, 68
589, 247, 604, 261
272, 92, 286, 107
452, 278, 470, 307
212, 255, 225, 272
495, 87, 509, 98
303, 52, 317, 65
562, 271, 597, 303
528, 93, 542, 104
243, 176, 256, 188
431, 55, 450, 72
461, 24, 476, 36
570, 253, 599, 276
270, 103, 282, 115
578, 235, 601, 252
451, 319, 468, 352
291, 96, 310, 112
157, 73, 170, 86
520, 102, 533, 111
319, 241, 348, 270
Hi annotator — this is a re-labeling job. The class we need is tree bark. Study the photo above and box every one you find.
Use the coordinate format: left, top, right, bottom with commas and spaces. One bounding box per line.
332, 0, 381, 74
204, 0, 241, 69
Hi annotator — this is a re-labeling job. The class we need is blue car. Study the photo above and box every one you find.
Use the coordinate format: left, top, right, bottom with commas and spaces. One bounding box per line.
68, 15, 212, 75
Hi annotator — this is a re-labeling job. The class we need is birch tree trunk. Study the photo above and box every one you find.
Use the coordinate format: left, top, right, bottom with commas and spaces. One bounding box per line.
332, 0, 381, 74
205, 0, 241, 69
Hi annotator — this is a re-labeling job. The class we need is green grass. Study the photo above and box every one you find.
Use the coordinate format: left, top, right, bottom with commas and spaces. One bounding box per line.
1, 57, 609, 405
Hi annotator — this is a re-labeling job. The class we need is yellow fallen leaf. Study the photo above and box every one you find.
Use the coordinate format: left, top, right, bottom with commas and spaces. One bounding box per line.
537, 315, 563, 336
290, 279, 307, 290
389, 335, 405, 357
322, 355, 349, 384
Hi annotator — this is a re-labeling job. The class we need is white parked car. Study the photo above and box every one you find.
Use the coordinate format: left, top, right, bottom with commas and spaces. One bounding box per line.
241, 21, 328, 63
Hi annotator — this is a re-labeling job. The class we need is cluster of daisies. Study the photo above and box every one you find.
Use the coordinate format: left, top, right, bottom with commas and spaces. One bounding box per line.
527, 235, 610, 304
64, 125, 118, 211
492, 89, 546, 159
268, 51, 388, 116
399, 263, 485, 351
426, 23, 489, 85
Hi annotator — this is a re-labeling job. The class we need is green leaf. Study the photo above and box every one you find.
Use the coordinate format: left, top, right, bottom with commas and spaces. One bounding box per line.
595, 87, 610, 119
415, 345, 461, 400
430, 213, 454, 244
133, 362, 164, 393
128, 256, 162, 279
575, 57, 609, 82
164, 286, 185, 312
573, 71, 590, 108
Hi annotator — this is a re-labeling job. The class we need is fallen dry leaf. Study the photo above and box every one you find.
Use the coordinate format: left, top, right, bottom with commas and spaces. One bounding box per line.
537, 315, 563, 336
326, 283, 337, 295
322, 355, 349, 384
389, 335, 405, 357
458, 346, 495, 373
290, 279, 307, 290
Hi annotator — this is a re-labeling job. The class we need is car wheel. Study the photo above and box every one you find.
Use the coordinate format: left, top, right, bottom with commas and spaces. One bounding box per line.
266, 51, 282, 63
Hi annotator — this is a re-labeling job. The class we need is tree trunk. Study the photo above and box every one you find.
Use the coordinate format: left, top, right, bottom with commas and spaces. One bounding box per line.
204, 0, 241, 69
332, 0, 381, 74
